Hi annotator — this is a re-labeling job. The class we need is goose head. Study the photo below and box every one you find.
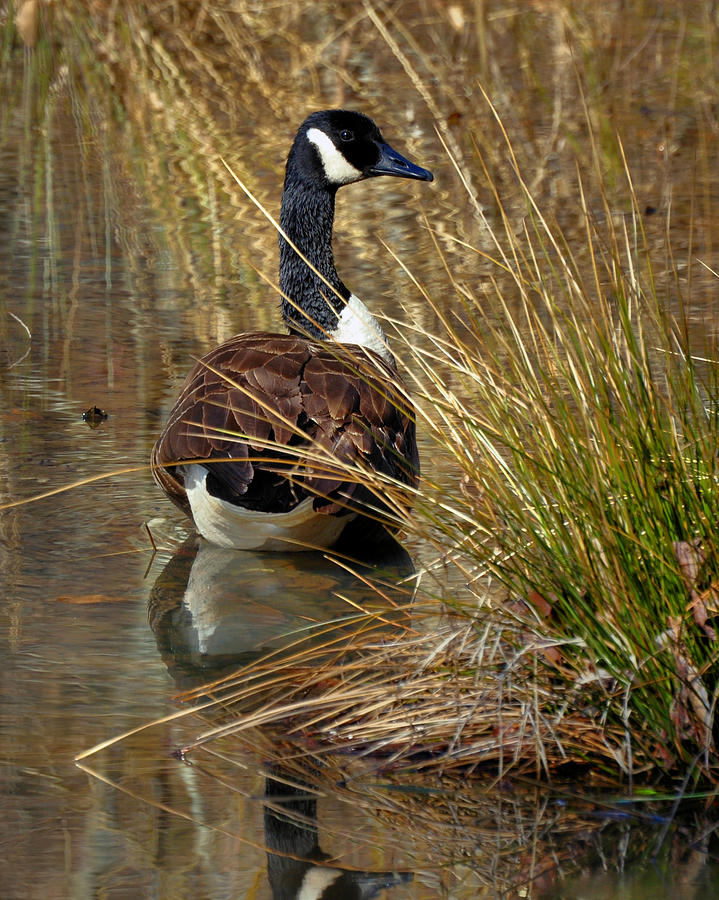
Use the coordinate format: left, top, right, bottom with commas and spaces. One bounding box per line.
279, 109, 432, 349
288, 109, 434, 190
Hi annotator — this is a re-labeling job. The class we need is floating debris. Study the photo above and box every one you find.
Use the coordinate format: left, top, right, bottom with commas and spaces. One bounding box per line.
82, 406, 108, 428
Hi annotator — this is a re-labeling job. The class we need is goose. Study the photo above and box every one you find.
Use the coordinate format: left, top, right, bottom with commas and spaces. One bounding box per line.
264, 770, 413, 899
151, 109, 433, 551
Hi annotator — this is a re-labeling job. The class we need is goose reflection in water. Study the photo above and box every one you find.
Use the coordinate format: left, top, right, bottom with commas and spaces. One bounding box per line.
148, 536, 416, 898
264, 769, 413, 900
148, 531, 414, 687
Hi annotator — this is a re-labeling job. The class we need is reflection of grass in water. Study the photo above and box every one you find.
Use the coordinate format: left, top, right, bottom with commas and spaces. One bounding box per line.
14, 0, 718, 786
76, 615, 718, 897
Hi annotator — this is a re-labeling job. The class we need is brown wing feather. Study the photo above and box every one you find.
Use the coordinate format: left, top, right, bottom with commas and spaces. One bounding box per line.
151, 332, 419, 521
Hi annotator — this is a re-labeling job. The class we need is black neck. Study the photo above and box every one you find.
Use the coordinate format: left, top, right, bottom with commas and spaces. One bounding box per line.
279, 179, 350, 340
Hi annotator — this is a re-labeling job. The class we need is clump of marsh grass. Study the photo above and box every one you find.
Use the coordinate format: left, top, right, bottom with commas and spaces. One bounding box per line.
396, 115, 719, 780
177, 612, 622, 777
172, 118, 719, 785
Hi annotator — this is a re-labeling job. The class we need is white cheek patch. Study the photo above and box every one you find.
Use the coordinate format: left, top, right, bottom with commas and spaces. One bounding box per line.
307, 127, 363, 185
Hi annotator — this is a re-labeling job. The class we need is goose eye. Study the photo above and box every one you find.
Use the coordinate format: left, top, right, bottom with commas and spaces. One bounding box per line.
339, 129, 353, 142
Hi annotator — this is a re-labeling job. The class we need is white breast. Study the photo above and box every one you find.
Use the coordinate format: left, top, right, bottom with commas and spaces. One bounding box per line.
183, 464, 353, 551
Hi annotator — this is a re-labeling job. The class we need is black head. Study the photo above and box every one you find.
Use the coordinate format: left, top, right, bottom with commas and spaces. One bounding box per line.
287, 109, 433, 190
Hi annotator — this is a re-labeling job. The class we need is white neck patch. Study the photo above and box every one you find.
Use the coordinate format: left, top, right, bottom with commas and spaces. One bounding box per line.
307, 127, 362, 185
330, 294, 395, 366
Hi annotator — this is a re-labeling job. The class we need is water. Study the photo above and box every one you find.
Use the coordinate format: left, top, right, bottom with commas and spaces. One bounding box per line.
2, 7, 719, 898
0, 50, 435, 898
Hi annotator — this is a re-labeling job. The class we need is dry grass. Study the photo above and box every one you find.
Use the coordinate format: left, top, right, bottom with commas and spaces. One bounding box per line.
176, 610, 626, 778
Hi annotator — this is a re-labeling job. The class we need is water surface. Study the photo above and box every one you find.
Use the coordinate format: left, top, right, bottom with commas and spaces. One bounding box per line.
2, 6, 719, 898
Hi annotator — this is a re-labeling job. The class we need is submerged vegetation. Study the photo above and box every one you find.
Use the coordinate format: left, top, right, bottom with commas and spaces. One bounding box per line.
6, 0, 719, 794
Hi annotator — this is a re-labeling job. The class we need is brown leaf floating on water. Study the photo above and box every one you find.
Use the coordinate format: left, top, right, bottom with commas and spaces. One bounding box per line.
55, 594, 130, 604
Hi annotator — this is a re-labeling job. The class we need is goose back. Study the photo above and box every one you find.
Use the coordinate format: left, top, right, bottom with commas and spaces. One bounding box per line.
151, 332, 419, 528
